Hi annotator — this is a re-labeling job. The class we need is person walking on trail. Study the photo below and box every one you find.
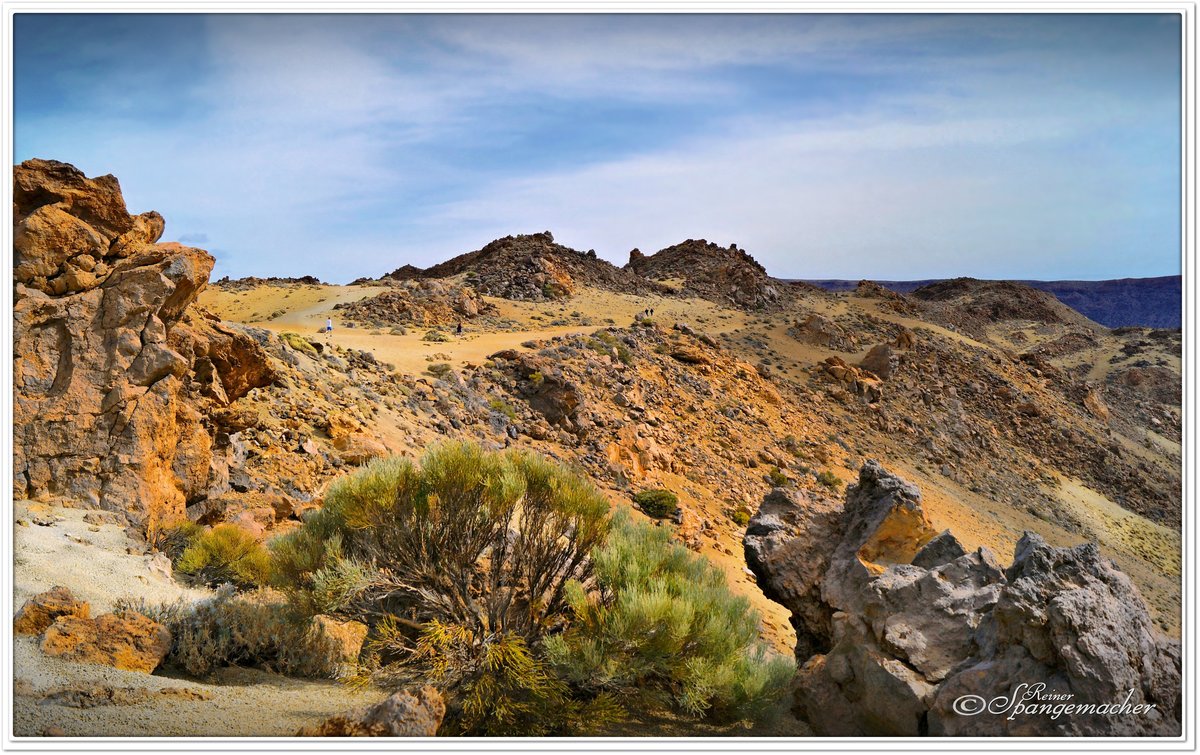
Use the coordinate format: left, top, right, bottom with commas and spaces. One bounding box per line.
326, 317, 333, 334
456, 321, 463, 336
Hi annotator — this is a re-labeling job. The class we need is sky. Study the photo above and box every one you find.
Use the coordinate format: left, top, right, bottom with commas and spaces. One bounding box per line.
13, 13, 1183, 283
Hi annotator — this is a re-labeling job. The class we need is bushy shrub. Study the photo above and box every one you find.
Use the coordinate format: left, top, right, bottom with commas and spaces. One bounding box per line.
271, 442, 610, 645
176, 524, 270, 589
633, 489, 678, 519
121, 586, 341, 679
816, 470, 842, 490
729, 508, 752, 527
427, 362, 452, 377
151, 520, 205, 562
767, 466, 789, 487
543, 512, 795, 722
423, 329, 451, 342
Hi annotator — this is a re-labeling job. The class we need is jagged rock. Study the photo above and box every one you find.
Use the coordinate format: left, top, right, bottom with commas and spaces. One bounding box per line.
743, 488, 840, 659
929, 534, 1182, 736
13, 160, 276, 531
859, 343, 899, 380
297, 686, 445, 737
13, 586, 90, 635
333, 280, 497, 327
490, 350, 585, 430
39, 611, 171, 673
747, 461, 1182, 737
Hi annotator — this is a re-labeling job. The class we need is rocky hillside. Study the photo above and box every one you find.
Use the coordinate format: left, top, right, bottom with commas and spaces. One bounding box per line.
397, 231, 668, 301
12, 160, 1184, 738
627, 238, 789, 311
803, 276, 1183, 329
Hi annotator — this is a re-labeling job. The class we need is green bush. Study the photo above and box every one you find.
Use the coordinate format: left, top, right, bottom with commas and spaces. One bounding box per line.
176, 524, 271, 589
633, 489, 678, 519
488, 397, 517, 420
423, 329, 451, 342
767, 466, 789, 487
816, 470, 842, 490
543, 512, 795, 722
151, 520, 205, 563
529, 370, 545, 386
427, 362, 452, 377
729, 508, 752, 527
280, 332, 317, 356
121, 587, 341, 679
586, 330, 633, 365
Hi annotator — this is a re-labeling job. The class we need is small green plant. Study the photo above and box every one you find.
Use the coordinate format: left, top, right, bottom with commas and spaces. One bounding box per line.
423, 329, 451, 342
489, 397, 518, 420
427, 362, 452, 377
816, 470, 842, 490
729, 508, 752, 527
632, 489, 679, 519
122, 586, 342, 679
280, 332, 317, 356
529, 370, 545, 386
586, 331, 633, 365
175, 524, 271, 589
767, 466, 789, 487
543, 512, 795, 722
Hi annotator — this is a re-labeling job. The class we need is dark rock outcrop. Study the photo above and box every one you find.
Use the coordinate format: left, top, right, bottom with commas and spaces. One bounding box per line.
626, 238, 787, 310
747, 461, 1181, 737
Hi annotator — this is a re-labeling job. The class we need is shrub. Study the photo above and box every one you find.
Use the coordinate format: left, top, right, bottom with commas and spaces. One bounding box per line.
816, 470, 842, 490
632, 489, 678, 519
121, 586, 341, 679
427, 362, 452, 377
729, 508, 752, 527
767, 466, 789, 487
280, 332, 317, 356
151, 520, 205, 563
488, 397, 517, 420
271, 444, 613, 734
176, 524, 271, 589
543, 512, 795, 722
423, 329, 451, 342
529, 370, 545, 386
586, 330, 633, 365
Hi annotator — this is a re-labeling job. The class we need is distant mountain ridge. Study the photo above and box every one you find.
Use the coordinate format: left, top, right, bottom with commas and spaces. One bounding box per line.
797, 276, 1181, 329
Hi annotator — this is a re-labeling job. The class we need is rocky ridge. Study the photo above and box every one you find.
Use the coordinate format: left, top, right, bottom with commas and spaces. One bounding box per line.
627, 238, 789, 311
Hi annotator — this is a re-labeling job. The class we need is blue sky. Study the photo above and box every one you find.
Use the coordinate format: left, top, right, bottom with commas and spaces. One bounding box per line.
14, 13, 1182, 282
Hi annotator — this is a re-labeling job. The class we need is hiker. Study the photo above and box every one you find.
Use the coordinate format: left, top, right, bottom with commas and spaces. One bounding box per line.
326, 317, 333, 334
456, 321, 463, 336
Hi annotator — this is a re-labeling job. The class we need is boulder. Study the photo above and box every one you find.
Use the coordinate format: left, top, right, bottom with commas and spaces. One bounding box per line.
333, 433, 389, 465
39, 611, 171, 673
309, 615, 368, 666
746, 461, 1181, 737
859, 343, 899, 380
297, 686, 445, 737
13, 586, 90, 635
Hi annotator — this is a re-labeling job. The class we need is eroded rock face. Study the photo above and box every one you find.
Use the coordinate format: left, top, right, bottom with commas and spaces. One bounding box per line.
13, 159, 277, 531
297, 686, 446, 736
747, 461, 1181, 737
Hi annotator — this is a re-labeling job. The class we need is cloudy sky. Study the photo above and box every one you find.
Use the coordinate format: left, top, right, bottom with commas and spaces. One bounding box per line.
14, 13, 1182, 282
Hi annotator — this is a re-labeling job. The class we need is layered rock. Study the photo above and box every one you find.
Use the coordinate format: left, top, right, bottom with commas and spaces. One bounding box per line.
13, 159, 277, 531
333, 279, 498, 327
39, 611, 171, 674
747, 461, 1181, 736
